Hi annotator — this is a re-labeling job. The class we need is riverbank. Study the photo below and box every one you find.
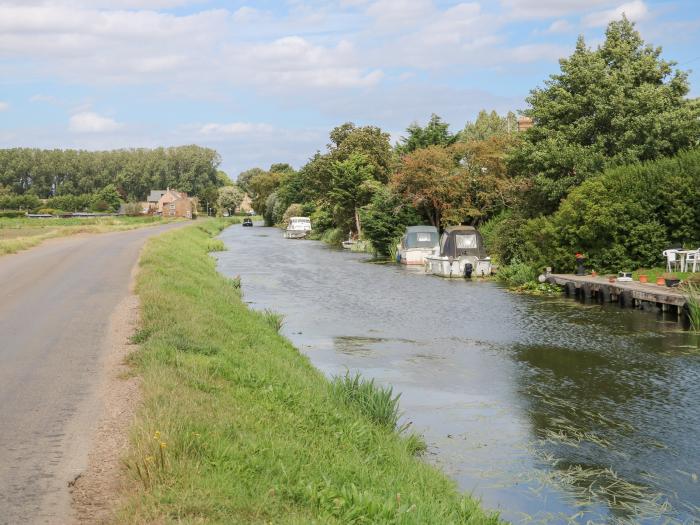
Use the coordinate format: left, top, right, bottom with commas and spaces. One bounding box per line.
0, 215, 172, 256
117, 219, 498, 523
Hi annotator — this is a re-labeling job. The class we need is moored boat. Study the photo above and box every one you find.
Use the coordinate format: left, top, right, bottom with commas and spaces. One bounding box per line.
284, 217, 312, 239
397, 225, 439, 265
425, 226, 492, 278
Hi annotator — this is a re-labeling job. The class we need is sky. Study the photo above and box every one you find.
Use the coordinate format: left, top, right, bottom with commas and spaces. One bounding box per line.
1, 0, 699, 178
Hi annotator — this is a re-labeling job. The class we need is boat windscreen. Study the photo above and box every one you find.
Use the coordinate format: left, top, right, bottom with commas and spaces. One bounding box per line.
455, 234, 477, 249
405, 231, 438, 248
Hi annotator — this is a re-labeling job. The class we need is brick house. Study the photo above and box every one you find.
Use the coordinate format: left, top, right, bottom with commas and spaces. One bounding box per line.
149, 189, 196, 219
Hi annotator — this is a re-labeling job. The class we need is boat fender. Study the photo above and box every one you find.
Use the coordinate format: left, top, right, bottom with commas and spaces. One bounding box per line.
464, 263, 473, 279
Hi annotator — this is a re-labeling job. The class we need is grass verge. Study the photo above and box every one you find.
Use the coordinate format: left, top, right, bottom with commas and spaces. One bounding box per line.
120, 218, 498, 524
0, 216, 171, 256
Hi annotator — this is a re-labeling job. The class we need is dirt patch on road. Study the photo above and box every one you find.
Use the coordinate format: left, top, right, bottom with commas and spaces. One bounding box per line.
70, 273, 142, 524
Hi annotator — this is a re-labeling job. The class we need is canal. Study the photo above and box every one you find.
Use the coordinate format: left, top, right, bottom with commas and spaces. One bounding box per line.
216, 225, 700, 524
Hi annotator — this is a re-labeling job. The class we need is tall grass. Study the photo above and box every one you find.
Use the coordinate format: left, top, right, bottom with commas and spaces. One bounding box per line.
330, 372, 402, 430
497, 259, 538, 287
683, 281, 700, 333
120, 219, 498, 524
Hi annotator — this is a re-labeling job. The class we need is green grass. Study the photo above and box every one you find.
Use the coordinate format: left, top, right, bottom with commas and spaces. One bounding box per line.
631, 267, 692, 282
119, 219, 498, 524
0, 215, 169, 256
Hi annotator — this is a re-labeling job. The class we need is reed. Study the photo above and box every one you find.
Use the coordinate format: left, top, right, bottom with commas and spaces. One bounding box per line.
683, 281, 700, 333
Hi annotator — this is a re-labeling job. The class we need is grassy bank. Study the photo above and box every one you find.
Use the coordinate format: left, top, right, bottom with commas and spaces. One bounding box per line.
120, 218, 498, 524
0, 215, 169, 256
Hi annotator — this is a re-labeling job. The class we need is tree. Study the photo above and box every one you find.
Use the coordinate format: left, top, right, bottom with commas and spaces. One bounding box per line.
510, 17, 700, 215
329, 123, 393, 182
200, 185, 219, 216
327, 153, 379, 235
247, 170, 283, 218
460, 110, 517, 142
391, 145, 469, 228
361, 186, 421, 256
236, 167, 265, 194
217, 185, 244, 215
396, 114, 457, 155
92, 184, 121, 212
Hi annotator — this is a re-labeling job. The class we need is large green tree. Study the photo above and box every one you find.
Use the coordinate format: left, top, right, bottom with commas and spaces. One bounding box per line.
396, 114, 457, 155
460, 110, 517, 142
510, 17, 700, 215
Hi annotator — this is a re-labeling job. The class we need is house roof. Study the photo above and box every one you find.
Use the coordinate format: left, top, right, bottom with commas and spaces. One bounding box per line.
147, 190, 167, 202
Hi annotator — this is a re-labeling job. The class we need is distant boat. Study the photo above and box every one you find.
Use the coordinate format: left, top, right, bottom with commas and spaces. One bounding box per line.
425, 226, 492, 278
396, 225, 439, 265
341, 240, 356, 250
284, 217, 312, 239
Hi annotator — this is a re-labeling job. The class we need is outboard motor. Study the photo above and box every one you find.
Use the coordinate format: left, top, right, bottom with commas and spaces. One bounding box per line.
464, 262, 473, 279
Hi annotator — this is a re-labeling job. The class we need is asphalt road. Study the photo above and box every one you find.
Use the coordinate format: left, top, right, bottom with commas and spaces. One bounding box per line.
0, 222, 184, 524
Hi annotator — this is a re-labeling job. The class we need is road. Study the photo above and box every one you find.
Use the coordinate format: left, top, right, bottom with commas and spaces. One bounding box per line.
0, 222, 184, 524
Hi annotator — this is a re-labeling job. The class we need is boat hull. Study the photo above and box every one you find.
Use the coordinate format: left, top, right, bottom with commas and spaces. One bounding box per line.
425, 255, 492, 278
284, 230, 310, 239
398, 247, 435, 265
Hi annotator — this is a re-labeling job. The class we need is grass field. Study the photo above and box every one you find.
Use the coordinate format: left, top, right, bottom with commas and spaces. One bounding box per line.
0, 216, 171, 256
119, 218, 498, 524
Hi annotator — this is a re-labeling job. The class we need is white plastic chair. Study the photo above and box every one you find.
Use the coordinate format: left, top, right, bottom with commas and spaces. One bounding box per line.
685, 250, 700, 272
663, 249, 679, 272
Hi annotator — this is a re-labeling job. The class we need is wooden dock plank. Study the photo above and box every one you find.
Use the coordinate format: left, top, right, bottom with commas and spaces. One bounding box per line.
550, 274, 687, 307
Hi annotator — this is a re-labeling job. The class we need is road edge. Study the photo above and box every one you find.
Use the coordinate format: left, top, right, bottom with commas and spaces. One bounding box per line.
69, 253, 144, 524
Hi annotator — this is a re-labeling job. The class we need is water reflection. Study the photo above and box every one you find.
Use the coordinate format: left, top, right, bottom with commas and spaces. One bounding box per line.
215, 225, 700, 524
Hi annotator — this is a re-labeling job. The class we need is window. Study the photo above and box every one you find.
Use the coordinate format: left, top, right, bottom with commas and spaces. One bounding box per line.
455, 234, 477, 249
416, 232, 432, 242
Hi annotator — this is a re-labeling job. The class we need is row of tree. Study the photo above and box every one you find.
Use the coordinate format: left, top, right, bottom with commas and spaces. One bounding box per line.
0, 145, 227, 204
236, 19, 700, 269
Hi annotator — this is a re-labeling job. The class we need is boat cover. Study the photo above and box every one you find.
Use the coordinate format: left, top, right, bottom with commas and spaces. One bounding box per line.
403, 225, 439, 248
439, 226, 487, 258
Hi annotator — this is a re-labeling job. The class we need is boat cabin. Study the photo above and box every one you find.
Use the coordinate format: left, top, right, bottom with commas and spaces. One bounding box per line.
401, 226, 439, 250
438, 226, 487, 258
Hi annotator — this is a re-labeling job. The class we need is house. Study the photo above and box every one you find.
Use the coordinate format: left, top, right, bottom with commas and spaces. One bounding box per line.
148, 188, 197, 219
517, 116, 534, 132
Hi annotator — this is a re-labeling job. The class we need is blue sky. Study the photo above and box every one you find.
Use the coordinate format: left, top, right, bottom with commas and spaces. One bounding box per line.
1, 0, 699, 177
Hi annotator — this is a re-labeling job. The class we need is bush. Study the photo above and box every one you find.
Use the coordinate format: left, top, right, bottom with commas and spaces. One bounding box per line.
0, 210, 26, 218
497, 259, 538, 287
360, 186, 421, 256
123, 202, 143, 216
282, 203, 304, 227
0, 194, 41, 210
515, 148, 700, 273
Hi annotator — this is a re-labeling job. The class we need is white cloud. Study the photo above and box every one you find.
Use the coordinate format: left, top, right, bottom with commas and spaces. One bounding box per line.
225, 36, 383, 89
198, 122, 275, 136
0, 101, 9, 111
366, 0, 434, 30
69, 111, 122, 133
583, 0, 649, 27
546, 19, 574, 33
500, 0, 619, 19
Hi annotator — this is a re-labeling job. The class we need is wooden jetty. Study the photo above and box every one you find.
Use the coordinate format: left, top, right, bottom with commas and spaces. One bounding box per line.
548, 274, 689, 320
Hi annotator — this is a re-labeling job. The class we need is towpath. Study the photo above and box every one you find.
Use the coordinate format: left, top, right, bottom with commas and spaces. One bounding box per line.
0, 222, 184, 524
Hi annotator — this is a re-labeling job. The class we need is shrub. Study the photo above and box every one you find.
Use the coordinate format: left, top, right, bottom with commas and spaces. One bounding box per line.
0, 210, 26, 218
497, 259, 538, 287
282, 203, 304, 227
360, 186, 421, 257
516, 148, 700, 273
123, 202, 143, 216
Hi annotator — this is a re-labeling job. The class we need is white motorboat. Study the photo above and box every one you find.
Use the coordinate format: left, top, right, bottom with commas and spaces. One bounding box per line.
425, 225, 492, 278
284, 216, 312, 239
397, 225, 439, 265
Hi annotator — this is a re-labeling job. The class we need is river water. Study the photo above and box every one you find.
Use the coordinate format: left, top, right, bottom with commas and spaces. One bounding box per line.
216, 225, 700, 524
